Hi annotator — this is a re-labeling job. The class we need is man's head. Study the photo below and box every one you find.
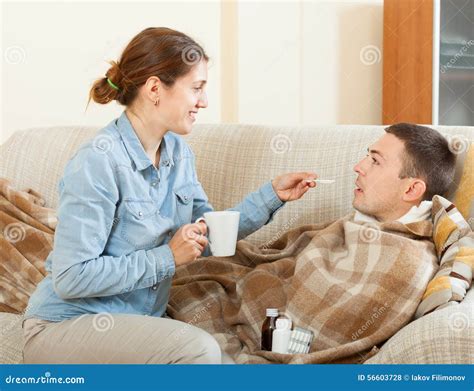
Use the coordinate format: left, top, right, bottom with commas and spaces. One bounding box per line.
352, 123, 456, 222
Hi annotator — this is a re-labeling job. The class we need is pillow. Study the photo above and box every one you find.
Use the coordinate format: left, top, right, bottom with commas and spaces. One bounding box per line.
445, 138, 474, 230
415, 196, 474, 318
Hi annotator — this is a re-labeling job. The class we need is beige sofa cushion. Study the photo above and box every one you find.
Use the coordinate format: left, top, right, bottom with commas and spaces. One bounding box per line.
0, 126, 97, 210
365, 288, 474, 364
0, 313, 24, 364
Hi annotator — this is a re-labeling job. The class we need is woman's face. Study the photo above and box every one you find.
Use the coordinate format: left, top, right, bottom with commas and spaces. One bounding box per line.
158, 60, 208, 135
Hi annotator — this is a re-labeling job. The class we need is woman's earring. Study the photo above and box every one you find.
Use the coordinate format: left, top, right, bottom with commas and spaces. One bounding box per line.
154, 99, 158, 106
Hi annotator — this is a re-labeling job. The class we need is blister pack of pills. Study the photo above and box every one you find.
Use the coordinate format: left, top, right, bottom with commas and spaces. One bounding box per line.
286, 327, 314, 354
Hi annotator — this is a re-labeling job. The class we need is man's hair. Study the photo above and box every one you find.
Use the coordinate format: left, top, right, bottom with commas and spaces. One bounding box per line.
385, 123, 456, 200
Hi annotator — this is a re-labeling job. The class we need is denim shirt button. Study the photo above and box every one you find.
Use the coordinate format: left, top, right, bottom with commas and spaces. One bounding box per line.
152, 285, 158, 291
138, 211, 143, 217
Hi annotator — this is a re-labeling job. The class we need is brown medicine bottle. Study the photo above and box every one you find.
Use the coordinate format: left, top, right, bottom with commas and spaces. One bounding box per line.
261, 308, 279, 351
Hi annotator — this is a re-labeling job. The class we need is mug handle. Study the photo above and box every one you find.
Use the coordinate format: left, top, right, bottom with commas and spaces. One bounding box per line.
195, 217, 212, 246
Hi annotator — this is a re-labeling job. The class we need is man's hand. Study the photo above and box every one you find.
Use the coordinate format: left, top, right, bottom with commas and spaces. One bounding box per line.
271, 172, 318, 202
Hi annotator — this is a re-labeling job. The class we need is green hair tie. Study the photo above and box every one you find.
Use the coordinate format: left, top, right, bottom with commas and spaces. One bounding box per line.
106, 78, 119, 91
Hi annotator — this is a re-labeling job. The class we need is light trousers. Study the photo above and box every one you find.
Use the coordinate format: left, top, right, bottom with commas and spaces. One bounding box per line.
22, 314, 226, 364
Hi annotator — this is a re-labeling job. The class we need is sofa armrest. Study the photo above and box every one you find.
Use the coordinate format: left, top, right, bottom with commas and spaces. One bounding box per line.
364, 289, 474, 364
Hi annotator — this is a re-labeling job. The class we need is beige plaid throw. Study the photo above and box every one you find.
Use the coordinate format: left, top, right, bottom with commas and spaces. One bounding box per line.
168, 212, 438, 364
0, 178, 56, 314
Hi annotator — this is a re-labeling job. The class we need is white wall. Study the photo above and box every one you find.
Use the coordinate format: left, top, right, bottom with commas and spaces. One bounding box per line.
238, 0, 383, 126
1, 0, 383, 144
1, 0, 221, 143
238, 1, 302, 125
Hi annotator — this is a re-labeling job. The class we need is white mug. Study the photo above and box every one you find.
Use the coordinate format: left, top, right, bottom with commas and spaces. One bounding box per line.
196, 211, 240, 257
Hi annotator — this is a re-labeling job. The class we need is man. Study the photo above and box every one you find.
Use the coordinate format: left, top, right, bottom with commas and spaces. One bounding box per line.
168, 123, 464, 365
353, 123, 456, 223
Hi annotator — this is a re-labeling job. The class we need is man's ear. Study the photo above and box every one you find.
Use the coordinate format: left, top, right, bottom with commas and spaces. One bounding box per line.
402, 179, 427, 203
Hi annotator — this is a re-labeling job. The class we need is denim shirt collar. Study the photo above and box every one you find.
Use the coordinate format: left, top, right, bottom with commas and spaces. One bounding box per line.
117, 111, 174, 171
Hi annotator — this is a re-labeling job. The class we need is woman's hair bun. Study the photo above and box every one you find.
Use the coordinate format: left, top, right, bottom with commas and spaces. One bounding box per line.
88, 61, 122, 105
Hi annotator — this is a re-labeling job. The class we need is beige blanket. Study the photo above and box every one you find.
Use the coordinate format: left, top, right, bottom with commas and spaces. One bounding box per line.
0, 178, 56, 314
168, 213, 438, 364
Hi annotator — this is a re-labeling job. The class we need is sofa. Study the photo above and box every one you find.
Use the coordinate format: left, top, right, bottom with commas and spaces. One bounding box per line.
0, 122, 473, 364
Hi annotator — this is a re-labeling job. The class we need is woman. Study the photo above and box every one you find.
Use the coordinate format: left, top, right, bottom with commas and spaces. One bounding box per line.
22, 27, 317, 364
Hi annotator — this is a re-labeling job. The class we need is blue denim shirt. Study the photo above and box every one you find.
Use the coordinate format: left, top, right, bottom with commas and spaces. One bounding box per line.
25, 111, 285, 322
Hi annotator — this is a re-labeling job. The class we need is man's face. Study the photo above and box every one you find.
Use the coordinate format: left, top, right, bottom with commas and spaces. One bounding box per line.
353, 133, 413, 221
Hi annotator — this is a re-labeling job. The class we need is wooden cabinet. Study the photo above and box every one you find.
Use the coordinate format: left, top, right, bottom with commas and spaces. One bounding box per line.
383, 0, 474, 125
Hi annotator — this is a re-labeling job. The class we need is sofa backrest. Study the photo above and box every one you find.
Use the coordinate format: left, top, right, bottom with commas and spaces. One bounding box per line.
1, 123, 473, 245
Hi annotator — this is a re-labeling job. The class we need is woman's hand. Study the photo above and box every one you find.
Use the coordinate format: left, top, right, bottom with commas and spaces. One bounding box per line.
168, 222, 208, 266
271, 172, 318, 202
